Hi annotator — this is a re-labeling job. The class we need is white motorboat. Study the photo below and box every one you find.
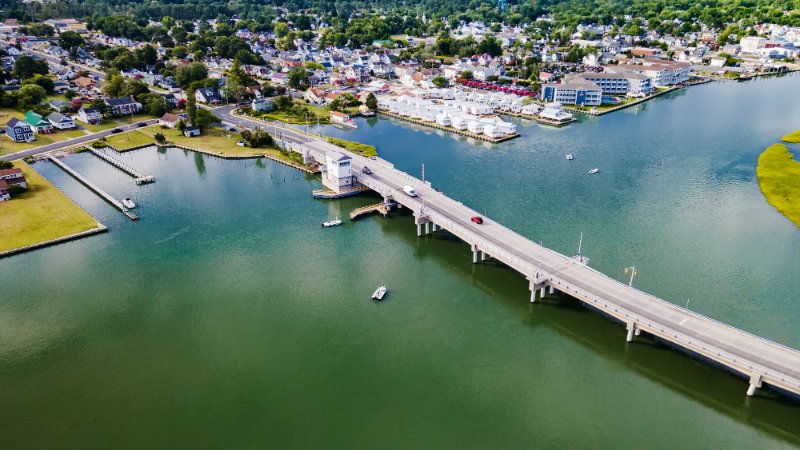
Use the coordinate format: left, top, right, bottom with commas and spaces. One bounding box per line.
566, 153, 574, 160
322, 216, 342, 227
122, 197, 136, 209
588, 168, 599, 174
372, 284, 387, 300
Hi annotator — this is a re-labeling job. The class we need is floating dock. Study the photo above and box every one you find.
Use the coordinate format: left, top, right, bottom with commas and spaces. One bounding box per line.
377, 110, 520, 143
350, 202, 390, 220
48, 155, 139, 221
88, 147, 154, 184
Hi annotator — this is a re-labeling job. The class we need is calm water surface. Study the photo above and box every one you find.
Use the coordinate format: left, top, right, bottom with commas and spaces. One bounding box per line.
2, 75, 800, 448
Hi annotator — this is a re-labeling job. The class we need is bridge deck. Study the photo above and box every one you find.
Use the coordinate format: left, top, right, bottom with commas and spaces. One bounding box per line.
221, 107, 800, 400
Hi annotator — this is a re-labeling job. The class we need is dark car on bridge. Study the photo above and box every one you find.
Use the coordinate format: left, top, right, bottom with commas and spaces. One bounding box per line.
471, 216, 483, 224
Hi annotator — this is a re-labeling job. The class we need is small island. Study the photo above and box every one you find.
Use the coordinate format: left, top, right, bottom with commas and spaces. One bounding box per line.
756, 142, 800, 227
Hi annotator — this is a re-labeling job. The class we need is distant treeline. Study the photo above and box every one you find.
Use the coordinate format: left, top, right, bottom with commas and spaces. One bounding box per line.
3, 0, 799, 35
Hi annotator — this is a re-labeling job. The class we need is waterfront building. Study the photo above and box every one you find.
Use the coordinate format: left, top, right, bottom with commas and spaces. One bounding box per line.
322, 151, 353, 193
541, 79, 603, 106
23, 111, 53, 134
77, 107, 103, 125
539, 102, 574, 122
4, 118, 34, 142
105, 97, 143, 116
573, 70, 653, 96
47, 112, 76, 130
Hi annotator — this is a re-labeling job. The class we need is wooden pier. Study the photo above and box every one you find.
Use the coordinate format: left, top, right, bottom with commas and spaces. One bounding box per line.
377, 110, 520, 143
350, 202, 390, 220
88, 147, 154, 184
48, 155, 139, 221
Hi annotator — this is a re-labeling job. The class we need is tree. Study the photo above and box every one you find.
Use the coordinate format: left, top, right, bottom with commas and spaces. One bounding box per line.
58, 31, 85, 50
27, 23, 54, 37
193, 108, 218, 130
432, 76, 447, 88
23, 74, 55, 94
274, 22, 290, 38
17, 84, 47, 111
134, 44, 158, 67
0, 160, 13, 170
174, 62, 208, 88
365, 93, 378, 110
13, 56, 48, 80
154, 132, 167, 145
186, 89, 197, 126
104, 73, 125, 97
287, 68, 309, 91
460, 70, 474, 80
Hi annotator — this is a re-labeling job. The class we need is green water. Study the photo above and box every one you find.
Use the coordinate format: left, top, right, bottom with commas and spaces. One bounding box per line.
2, 75, 800, 448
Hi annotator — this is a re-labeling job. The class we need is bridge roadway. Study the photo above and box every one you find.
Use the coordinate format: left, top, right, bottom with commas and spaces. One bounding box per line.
215, 105, 800, 399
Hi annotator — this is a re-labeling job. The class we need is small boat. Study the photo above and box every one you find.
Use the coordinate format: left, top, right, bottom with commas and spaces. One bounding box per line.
588, 168, 599, 174
322, 216, 342, 227
122, 197, 136, 209
565, 153, 574, 160
372, 284, 387, 300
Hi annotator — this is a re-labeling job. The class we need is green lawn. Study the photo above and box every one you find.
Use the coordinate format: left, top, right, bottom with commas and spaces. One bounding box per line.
782, 130, 800, 144
756, 143, 800, 227
326, 136, 377, 157
0, 160, 101, 253
82, 121, 120, 133
112, 114, 153, 126
0, 109, 26, 122
103, 130, 158, 151
138, 126, 312, 165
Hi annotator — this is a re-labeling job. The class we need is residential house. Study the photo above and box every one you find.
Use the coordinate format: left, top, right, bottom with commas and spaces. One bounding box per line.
270, 72, 288, 86
158, 112, 188, 128
105, 97, 143, 116
47, 112, 76, 130
77, 107, 103, 124
24, 111, 53, 134
195, 87, 222, 104
304, 87, 325, 104
74, 76, 95, 90
4, 118, 34, 142
49, 99, 70, 112
0, 167, 27, 201
251, 98, 274, 112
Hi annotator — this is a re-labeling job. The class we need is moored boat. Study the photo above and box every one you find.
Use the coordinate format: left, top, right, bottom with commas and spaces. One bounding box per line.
372, 284, 387, 300
588, 168, 599, 174
322, 216, 342, 227
122, 197, 136, 209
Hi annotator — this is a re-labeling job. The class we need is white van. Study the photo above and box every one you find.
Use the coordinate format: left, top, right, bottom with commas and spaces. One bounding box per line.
403, 185, 418, 197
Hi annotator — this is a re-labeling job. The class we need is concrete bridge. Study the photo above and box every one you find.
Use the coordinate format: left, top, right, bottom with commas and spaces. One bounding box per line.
220, 106, 800, 400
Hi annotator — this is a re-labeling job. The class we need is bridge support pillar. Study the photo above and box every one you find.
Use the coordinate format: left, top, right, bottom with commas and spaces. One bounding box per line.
473, 249, 478, 264
626, 322, 638, 342
539, 287, 546, 299
481, 251, 487, 261
425, 222, 430, 235
431, 223, 437, 233
747, 373, 763, 397
548, 285, 555, 295
417, 223, 422, 236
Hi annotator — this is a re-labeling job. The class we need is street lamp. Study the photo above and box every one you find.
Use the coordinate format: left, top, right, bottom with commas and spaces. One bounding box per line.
624, 266, 637, 287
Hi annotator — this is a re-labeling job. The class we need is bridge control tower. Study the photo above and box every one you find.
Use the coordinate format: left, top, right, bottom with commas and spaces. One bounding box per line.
322, 151, 354, 193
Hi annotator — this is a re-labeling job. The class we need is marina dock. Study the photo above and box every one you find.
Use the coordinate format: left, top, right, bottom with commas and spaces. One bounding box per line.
377, 110, 520, 143
88, 147, 154, 184
48, 155, 139, 221
349, 202, 390, 220
312, 185, 370, 199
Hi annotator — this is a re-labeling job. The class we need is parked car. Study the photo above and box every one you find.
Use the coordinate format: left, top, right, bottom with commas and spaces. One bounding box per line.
236, 140, 246, 146
110, 128, 123, 133
471, 216, 483, 224
229, 127, 237, 132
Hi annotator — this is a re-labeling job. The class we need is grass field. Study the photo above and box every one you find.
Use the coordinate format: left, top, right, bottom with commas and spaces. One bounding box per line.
0, 161, 100, 253
112, 114, 153, 126
756, 143, 800, 227
82, 121, 120, 133
782, 130, 800, 143
103, 130, 156, 151
326, 136, 377, 157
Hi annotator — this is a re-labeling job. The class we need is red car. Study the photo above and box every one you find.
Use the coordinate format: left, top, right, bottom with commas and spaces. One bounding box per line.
471, 216, 484, 224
